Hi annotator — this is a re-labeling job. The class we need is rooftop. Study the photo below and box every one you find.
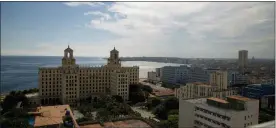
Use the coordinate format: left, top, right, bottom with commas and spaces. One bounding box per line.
33, 105, 79, 128
188, 82, 212, 87
227, 95, 255, 102
207, 97, 229, 104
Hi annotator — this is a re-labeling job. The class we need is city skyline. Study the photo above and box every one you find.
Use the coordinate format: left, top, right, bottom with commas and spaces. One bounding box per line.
1, 2, 275, 59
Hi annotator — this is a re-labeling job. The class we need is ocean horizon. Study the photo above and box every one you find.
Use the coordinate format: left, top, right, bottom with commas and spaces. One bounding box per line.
1, 56, 185, 93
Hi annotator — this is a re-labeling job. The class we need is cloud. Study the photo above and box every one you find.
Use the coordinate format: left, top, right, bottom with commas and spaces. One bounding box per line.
81, 2, 275, 58
6, 2, 272, 58
64, 2, 104, 7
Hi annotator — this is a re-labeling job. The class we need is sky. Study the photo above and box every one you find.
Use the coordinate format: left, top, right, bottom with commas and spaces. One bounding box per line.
1, 2, 275, 58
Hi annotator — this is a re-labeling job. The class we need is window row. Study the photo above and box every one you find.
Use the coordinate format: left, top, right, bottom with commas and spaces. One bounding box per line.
41, 92, 61, 96
195, 107, 231, 121
41, 89, 61, 91
195, 114, 230, 128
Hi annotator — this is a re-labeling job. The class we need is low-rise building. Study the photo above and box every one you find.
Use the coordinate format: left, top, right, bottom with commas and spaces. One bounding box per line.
175, 82, 216, 100
179, 95, 259, 128
212, 88, 239, 99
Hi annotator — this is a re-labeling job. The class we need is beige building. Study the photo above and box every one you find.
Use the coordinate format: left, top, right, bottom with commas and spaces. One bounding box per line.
239, 50, 248, 71
210, 70, 228, 90
175, 82, 238, 100
175, 82, 217, 100
212, 88, 238, 99
179, 96, 259, 128
38, 46, 139, 106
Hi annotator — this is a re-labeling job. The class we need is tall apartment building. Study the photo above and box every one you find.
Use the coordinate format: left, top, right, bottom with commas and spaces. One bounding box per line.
38, 46, 139, 106
110, 70, 129, 101
239, 50, 248, 71
210, 70, 228, 90
179, 96, 259, 128
155, 68, 162, 78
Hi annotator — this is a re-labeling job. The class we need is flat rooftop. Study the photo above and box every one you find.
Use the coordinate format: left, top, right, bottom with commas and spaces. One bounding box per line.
207, 97, 229, 104
227, 95, 255, 102
80, 119, 151, 128
33, 105, 79, 128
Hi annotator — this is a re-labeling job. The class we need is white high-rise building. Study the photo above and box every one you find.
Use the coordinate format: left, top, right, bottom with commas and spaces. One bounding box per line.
38, 46, 139, 106
239, 50, 248, 71
179, 95, 259, 128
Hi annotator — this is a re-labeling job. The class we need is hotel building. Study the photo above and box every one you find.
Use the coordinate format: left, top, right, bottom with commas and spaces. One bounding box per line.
38, 46, 139, 106
179, 95, 259, 128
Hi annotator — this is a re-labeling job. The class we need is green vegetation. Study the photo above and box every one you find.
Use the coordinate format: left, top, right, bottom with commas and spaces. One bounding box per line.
1, 91, 29, 113
152, 96, 179, 120
0, 109, 32, 128
129, 84, 148, 104
158, 114, 179, 128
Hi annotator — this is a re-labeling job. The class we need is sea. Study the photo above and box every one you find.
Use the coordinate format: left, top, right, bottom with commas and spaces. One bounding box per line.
1, 56, 184, 93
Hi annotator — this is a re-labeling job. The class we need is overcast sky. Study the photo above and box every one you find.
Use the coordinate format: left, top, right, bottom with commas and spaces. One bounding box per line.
1, 2, 275, 58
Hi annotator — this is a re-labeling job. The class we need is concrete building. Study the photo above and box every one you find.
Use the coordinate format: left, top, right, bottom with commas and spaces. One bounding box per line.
175, 82, 238, 100
179, 95, 259, 128
212, 88, 239, 99
175, 82, 216, 100
110, 70, 129, 101
160, 65, 189, 85
188, 67, 218, 84
147, 71, 158, 83
210, 70, 228, 90
38, 46, 139, 106
156, 68, 162, 78
239, 50, 248, 72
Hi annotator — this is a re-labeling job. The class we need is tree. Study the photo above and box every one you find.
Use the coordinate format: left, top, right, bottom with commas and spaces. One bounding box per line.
164, 97, 179, 110
112, 95, 124, 103
158, 115, 178, 128
151, 97, 162, 108
168, 109, 179, 115
153, 104, 168, 120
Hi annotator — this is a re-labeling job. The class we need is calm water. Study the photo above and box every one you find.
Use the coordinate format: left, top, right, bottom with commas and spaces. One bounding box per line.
1, 56, 184, 93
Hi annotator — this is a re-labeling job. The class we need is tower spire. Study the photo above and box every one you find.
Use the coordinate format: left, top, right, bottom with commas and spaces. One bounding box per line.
114, 46, 115, 50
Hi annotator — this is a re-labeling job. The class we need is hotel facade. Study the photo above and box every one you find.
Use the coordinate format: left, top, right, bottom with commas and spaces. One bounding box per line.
38, 46, 139, 106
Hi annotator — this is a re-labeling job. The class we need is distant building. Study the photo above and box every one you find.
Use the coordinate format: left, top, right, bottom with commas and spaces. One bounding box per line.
238, 50, 248, 72
161, 65, 189, 84
155, 68, 162, 78
179, 96, 259, 128
261, 79, 275, 85
147, 71, 158, 83
39, 46, 139, 106
188, 67, 218, 84
175, 82, 216, 100
210, 70, 228, 90
241, 84, 275, 109
241, 84, 275, 99
175, 82, 238, 100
